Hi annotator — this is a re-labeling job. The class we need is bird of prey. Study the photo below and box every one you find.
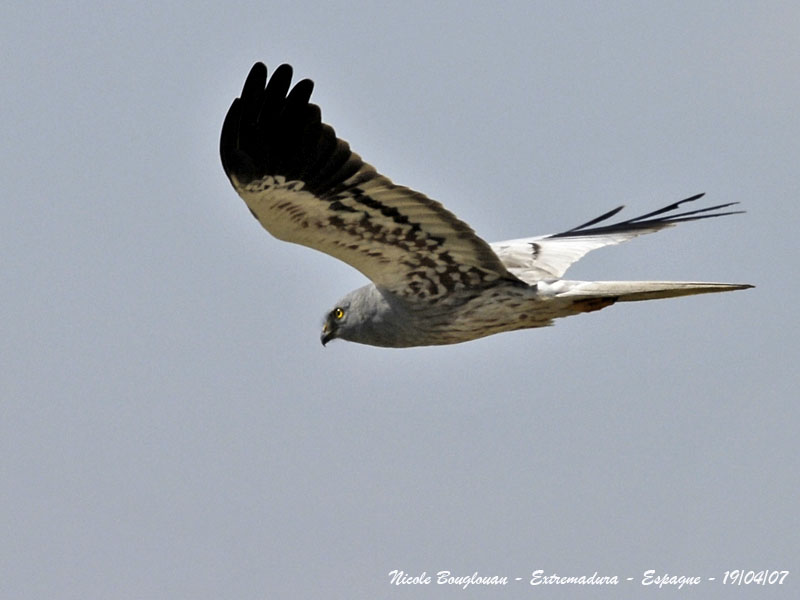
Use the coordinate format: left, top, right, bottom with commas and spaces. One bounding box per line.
220, 62, 752, 348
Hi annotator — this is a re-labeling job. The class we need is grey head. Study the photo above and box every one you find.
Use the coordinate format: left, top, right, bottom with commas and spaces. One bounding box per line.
321, 285, 420, 348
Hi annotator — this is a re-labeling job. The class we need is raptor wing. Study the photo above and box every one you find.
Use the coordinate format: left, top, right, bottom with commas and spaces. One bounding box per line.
220, 63, 518, 301
490, 194, 743, 284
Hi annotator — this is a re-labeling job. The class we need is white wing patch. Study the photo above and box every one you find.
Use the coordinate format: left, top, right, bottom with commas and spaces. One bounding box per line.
491, 234, 636, 282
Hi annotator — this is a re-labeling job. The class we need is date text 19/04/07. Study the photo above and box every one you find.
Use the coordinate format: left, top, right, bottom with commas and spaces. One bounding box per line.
388, 569, 790, 589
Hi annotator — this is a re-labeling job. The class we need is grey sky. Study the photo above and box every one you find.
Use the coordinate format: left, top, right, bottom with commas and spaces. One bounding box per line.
2, 1, 797, 598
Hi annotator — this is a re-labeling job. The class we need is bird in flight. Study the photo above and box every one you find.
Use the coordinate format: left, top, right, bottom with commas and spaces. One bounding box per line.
220, 62, 752, 348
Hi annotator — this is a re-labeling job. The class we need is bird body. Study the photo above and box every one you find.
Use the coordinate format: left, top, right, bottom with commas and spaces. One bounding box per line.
220, 63, 752, 348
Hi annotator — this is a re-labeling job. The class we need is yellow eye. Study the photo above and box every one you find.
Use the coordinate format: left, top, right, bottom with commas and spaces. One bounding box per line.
333, 307, 345, 320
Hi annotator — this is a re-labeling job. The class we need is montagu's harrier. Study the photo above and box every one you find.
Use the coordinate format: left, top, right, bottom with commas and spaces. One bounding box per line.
220, 62, 751, 348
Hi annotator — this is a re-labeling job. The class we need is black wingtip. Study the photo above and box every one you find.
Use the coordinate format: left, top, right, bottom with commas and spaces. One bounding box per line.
550, 193, 745, 239
220, 61, 367, 197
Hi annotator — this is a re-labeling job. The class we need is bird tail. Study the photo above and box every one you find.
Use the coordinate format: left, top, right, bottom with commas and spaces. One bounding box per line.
550, 280, 753, 303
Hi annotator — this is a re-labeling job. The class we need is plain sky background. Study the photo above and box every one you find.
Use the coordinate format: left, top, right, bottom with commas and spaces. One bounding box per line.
2, 1, 798, 598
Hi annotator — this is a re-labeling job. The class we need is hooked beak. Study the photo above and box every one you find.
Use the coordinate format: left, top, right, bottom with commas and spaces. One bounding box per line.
320, 323, 334, 347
